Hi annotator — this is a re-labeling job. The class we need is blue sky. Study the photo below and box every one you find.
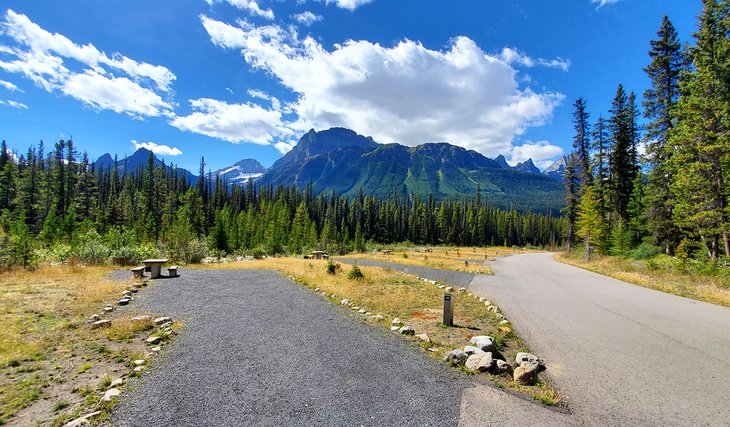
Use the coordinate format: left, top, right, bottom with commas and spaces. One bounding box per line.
0, 0, 700, 172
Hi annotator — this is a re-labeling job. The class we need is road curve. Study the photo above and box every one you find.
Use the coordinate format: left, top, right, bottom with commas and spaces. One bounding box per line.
469, 253, 730, 426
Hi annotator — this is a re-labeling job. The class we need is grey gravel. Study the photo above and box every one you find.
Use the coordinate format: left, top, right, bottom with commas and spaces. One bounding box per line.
338, 258, 475, 287
111, 268, 473, 427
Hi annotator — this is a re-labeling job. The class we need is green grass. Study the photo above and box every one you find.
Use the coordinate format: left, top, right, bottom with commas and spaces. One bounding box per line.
76, 363, 93, 374
52, 400, 70, 412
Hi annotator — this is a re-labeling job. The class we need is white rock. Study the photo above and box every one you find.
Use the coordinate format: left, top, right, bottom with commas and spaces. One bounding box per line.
444, 349, 468, 366
479, 297, 486, 302
110, 378, 124, 388
391, 318, 402, 326
340, 299, 350, 306
151, 346, 161, 352
437, 285, 445, 289
399, 326, 415, 335
314, 287, 320, 292
132, 315, 152, 322
146, 336, 161, 345
88, 314, 100, 322
496, 359, 513, 374
470, 336, 495, 353
358, 309, 367, 315
390, 326, 400, 331
154, 317, 172, 326
118, 298, 130, 305
374, 314, 385, 321
415, 333, 430, 343
458, 287, 467, 292
64, 411, 102, 427
463, 345, 486, 356
487, 305, 499, 313
445, 287, 454, 293
465, 352, 495, 372
91, 320, 111, 329
133, 366, 145, 372
133, 359, 146, 366
102, 388, 121, 402
365, 312, 371, 316
102, 306, 114, 313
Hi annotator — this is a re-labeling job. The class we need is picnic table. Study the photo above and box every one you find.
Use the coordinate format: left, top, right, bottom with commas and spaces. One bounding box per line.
142, 259, 169, 279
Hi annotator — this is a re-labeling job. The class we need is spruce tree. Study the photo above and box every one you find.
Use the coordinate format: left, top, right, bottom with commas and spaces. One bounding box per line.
643, 16, 684, 254
668, 0, 730, 259
572, 97, 593, 185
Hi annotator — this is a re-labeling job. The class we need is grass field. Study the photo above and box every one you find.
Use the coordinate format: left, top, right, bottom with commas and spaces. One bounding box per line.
556, 252, 730, 307
195, 256, 560, 405
339, 246, 534, 274
0, 267, 176, 426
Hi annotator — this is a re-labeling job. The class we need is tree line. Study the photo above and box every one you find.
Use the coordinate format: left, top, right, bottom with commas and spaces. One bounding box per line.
0, 139, 565, 268
565, 0, 729, 262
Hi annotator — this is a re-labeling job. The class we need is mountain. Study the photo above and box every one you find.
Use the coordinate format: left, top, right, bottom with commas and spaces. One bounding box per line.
211, 159, 266, 185
513, 158, 541, 174
493, 154, 512, 169
257, 128, 565, 213
93, 148, 197, 184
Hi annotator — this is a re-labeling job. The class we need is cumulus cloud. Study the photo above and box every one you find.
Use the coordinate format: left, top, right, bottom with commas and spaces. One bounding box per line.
509, 140, 563, 171
0, 99, 28, 109
132, 140, 183, 156
0, 10, 174, 118
274, 140, 297, 154
206, 0, 275, 19
326, 0, 374, 11
0, 80, 21, 92
592, 0, 622, 8
200, 16, 564, 156
170, 98, 293, 144
63, 70, 173, 118
292, 11, 323, 26
500, 48, 570, 72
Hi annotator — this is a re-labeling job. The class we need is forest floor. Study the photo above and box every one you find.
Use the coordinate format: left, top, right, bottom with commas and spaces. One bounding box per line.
193, 257, 561, 405
556, 252, 730, 307
0, 266, 179, 426
338, 245, 537, 275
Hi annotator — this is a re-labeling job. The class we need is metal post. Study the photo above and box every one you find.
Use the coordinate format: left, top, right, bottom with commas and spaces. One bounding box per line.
443, 293, 453, 327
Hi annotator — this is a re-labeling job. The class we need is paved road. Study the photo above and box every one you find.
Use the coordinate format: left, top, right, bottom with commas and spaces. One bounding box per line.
111, 268, 474, 426
469, 253, 730, 426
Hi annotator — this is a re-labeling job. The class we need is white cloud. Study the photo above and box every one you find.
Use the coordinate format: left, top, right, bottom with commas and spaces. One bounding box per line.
274, 140, 297, 154
0, 99, 28, 109
200, 17, 564, 156
0, 10, 175, 118
206, 0, 275, 20
170, 98, 292, 145
592, 0, 622, 8
326, 0, 374, 11
62, 70, 174, 118
132, 140, 183, 156
2, 10, 175, 91
292, 11, 323, 26
500, 48, 570, 72
0, 80, 21, 92
509, 140, 563, 171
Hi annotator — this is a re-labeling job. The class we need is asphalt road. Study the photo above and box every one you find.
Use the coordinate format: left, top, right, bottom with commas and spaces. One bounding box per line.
110, 268, 474, 426
469, 253, 730, 426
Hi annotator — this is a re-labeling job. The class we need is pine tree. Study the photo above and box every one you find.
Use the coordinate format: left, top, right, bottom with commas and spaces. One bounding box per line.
576, 186, 605, 261
563, 154, 580, 252
643, 16, 684, 254
572, 97, 593, 186
609, 84, 635, 223
668, 0, 730, 259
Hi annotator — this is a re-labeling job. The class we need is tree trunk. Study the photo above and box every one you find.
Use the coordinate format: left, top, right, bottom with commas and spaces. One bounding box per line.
723, 231, 730, 258
585, 236, 591, 262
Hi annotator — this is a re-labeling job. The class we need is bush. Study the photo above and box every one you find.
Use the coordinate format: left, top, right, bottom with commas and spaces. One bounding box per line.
326, 260, 341, 275
347, 265, 364, 280
630, 243, 660, 260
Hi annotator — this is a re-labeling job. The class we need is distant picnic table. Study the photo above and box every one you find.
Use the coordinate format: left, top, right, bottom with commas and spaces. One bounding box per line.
142, 259, 169, 279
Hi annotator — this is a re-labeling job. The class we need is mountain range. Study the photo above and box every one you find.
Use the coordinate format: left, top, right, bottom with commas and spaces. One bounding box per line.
93, 128, 568, 213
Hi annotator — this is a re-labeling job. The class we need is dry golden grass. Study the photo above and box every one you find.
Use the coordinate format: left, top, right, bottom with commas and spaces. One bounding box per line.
556, 252, 730, 307
195, 257, 559, 405
0, 266, 174, 425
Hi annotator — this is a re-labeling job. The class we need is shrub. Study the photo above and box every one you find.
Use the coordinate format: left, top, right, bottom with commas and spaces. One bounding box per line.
630, 243, 660, 260
347, 265, 365, 280
326, 260, 341, 275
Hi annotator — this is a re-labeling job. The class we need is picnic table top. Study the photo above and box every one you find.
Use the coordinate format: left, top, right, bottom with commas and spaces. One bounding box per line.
142, 259, 170, 264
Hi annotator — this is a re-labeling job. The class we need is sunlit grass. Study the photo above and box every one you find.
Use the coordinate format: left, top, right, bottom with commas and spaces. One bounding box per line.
556, 252, 730, 307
